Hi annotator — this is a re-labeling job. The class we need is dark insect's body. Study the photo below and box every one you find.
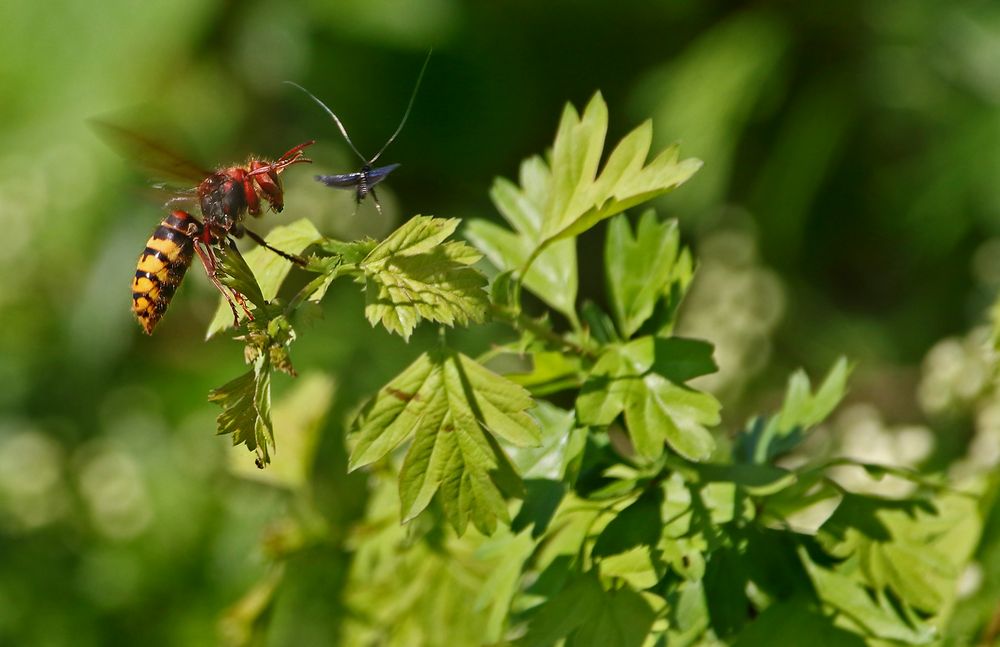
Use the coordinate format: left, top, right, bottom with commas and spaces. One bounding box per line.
132, 210, 200, 334
287, 52, 429, 214
316, 163, 400, 210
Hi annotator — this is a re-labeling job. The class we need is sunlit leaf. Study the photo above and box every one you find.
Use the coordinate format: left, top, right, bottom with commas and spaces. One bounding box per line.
349, 348, 540, 535
577, 336, 720, 461
538, 92, 701, 245
467, 208, 578, 320
605, 211, 683, 338
209, 354, 273, 467
228, 372, 334, 489
738, 357, 851, 463
360, 216, 488, 341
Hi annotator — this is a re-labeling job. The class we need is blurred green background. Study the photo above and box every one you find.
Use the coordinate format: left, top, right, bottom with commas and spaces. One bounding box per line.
4, 0, 1000, 644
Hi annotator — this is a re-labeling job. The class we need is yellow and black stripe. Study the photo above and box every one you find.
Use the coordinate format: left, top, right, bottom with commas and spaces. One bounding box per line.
132, 210, 199, 334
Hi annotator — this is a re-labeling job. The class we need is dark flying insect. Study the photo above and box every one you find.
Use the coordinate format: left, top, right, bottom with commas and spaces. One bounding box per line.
94, 122, 314, 333
285, 51, 431, 214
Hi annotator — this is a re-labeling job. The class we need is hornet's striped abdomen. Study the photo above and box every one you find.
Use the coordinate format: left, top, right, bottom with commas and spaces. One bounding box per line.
132, 210, 199, 334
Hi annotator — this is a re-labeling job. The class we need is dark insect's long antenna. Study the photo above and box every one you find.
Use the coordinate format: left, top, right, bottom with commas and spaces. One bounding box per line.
369, 50, 432, 165
284, 81, 368, 165
285, 49, 432, 165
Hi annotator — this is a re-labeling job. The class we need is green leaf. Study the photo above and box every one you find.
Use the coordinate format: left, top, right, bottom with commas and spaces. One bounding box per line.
605, 211, 683, 338
692, 462, 796, 497
598, 546, 664, 591
802, 550, 936, 644
209, 354, 273, 467
624, 373, 717, 461
207, 219, 322, 337
227, 372, 334, 489
732, 598, 866, 647
517, 573, 655, 647
649, 337, 717, 383
777, 357, 851, 431
577, 336, 720, 461
572, 584, 656, 647
359, 216, 488, 341
504, 350, 583, 396
739, 357, 851, 463
538, 92, 701, 246
505, 401, 583, 480
818, 488, 981, 616
703, 546, 750, 638
320, 236, 378, 263
349, 349, 540, 535
593, 486, 664, 557
466, 217, 578, 320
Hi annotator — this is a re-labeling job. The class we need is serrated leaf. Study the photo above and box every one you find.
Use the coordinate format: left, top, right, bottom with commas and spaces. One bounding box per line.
739, 357, 851, 463
320, 236, 378, 263
209, 355, 273, 467
466, 219, 578, 320
802, 549, 936, 644
365, 215, 460, 262
606, 211, 683, 338
731, 598, 867, 647
624, 373, 718, 461
518, 573, 655, 647
227, 372, 333, 488
817, 488, 980, 616
538, 92, 701, 246
359, 216, 488, 340
349, 349, 540, 535
593, 486, 664, 557
207, 219, 322, 337
577, 336, 719, 461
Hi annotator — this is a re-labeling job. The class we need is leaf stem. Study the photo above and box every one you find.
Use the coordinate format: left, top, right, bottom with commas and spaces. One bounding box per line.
488, 302, 594, 358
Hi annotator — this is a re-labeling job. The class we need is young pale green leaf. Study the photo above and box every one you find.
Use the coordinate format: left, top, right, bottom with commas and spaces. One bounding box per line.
577, 336, 720, 461
777, 356, 851, 431
349, 349, 540, 535
505, 401, 582, 480
624, 373, 718, 461
802, 550, 936, 644
207, 219, 322, 337
364, 215, 460, 262
646, 245, 696, 337
537, 92, 701, 246
605, 211, 682, 338
818, 488, 980, 616
359, 216, 488, 340
466, 219, 578, 320
208, 355, 273, 467
504, 350, 583, 396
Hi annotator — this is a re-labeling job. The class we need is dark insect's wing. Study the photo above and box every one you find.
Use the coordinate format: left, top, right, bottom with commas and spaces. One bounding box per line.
367, 163, 401, 186
90, 119, 213, 185
316, 172, 365, 189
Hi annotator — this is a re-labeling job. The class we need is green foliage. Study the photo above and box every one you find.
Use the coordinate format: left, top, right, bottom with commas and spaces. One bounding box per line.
208, 357, 273, 468
349, 348, 539, 535
196, 94, 991, 646
358, 216, 488, 340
